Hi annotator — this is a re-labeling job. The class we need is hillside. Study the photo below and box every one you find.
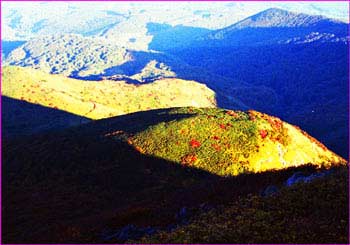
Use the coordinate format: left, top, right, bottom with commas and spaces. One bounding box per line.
137, 165, 348, 244
4, 34, 132, 77
2, 66, 216, 121
122, 107, 345, 176
2, 3, 349, 244
165, 9, 348, 158
2, 107, 347, 243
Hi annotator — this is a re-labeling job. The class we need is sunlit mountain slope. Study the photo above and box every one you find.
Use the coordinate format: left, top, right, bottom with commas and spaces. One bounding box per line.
2, 66, 216, 120
107, 107, 346, 176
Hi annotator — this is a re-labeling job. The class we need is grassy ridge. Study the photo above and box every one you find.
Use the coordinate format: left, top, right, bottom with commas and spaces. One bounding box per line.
124, 107, 346, 176
2, 66, 216, 119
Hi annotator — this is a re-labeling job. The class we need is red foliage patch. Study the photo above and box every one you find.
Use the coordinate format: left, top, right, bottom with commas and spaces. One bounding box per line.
219, 124, 226, 129
226, 110, 239, 117
189, 139, 201, 148
212, 135, 220, 140
181, 154, 197, 165
260, 129, 268, 139
135, 146, 145, 154
267, 117, 283, 131
211, 144, 221, 151
273, 119, 283, 130
248, 110, 257, 121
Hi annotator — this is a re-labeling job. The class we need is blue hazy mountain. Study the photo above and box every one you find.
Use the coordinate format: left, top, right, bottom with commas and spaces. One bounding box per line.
202, 8, 347, 46
162, 8, 349, 157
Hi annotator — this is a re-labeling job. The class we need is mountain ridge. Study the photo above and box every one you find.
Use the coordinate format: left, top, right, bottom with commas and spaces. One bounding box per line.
199, 8, 348, 45
2, 66, 216, 121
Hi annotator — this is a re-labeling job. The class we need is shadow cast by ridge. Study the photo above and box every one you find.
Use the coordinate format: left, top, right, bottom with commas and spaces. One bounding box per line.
2, 96, 91, 138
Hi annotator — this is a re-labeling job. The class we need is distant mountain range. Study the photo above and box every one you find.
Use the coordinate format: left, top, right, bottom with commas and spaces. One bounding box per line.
2, 4, 349, 244
2, 8, 348, 158
2, 2, 348, 48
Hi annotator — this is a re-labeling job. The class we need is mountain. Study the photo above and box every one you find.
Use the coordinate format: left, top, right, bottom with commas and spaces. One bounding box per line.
2, 66, 216, 126
4, 34, 132, 77
199, 8, 348, 47
164, 9, 349, 158
2, 35, 271, 114
3, 9, 348, 159
222, 8, 343, 28
125, 107, 345, 176
2, 3, 349, 244
2, 106, 346, 243
3, 3, 347, 50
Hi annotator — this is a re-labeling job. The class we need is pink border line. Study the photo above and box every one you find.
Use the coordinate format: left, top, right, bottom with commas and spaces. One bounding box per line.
0, 1, 349, 245
0, 0, 349, 1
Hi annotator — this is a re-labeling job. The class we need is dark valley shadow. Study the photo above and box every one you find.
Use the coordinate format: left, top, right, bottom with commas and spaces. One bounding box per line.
2, 96, 90, 138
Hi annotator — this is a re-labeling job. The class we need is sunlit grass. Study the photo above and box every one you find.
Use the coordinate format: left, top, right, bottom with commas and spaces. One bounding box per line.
123, 107, 346, 176
2, 66, 216, 119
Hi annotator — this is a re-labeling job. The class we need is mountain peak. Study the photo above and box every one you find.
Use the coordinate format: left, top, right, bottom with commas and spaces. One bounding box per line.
231, 8, 333, 29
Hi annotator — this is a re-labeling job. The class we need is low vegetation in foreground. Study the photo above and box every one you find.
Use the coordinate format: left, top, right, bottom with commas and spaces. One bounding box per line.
136, 165, 349, 244
2, 107, 348, 243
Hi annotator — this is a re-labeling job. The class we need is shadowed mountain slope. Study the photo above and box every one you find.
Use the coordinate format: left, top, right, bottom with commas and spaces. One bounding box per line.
199, 8, 347, 47
2, 107, 347, 243
2, 96, 90, 138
